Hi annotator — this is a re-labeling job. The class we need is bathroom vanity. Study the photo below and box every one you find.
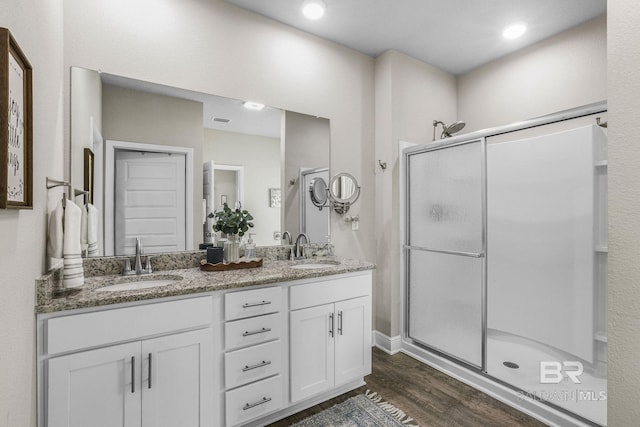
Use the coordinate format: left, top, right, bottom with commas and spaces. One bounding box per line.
35, 255, 373, 427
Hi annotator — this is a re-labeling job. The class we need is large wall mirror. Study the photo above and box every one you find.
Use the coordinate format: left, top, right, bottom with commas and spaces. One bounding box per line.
70, 67, 330, 256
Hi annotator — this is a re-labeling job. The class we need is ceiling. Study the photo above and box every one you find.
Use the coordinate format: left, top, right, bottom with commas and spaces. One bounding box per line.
225, 0, 606, 75
101, 0, 606, 138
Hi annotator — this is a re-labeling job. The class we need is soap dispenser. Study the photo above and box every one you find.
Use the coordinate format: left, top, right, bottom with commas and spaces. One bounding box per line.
244, 233, 257, 260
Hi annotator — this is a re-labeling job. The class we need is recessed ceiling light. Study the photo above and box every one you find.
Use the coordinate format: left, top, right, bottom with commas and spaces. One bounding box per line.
243, 101, 265, 111
302, 0, 326, 20
503, 22, 527, 40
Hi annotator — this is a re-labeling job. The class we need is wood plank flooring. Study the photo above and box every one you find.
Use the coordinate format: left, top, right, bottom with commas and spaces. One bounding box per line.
268, 347, 547, 426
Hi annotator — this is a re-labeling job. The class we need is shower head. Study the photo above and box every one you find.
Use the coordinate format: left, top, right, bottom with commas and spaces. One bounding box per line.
443, 121, 466, 137
432, 119, 466, 140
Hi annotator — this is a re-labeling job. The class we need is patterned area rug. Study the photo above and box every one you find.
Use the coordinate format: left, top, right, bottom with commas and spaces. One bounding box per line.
292, 391, 418, 427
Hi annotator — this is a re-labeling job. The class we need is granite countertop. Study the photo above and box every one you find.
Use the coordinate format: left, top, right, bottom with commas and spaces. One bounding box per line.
36, 257, 375, 314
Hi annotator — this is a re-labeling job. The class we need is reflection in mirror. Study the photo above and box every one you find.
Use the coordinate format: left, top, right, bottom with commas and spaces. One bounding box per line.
329, 172, 360, 215
283, 111, 331, 244
299, 167, 330, 243
309, 176, 329, 209
70, 67, 330, 256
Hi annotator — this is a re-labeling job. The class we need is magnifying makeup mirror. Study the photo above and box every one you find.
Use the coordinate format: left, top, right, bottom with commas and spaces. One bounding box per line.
328, 172, 360, 214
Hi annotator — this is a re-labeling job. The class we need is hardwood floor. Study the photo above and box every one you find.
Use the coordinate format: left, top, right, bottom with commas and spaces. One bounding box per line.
268, 347, 547, 426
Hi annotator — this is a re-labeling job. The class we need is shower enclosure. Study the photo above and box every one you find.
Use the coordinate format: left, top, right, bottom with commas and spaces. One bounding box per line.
401, 103, 608, 427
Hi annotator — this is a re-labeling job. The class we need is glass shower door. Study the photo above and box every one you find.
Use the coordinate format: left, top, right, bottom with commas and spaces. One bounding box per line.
405, 139, 485, 368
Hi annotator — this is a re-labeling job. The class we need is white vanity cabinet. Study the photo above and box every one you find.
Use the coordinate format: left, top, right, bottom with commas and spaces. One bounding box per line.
37, 268, 373, 427
41, 297, 214, 427
289, 274, 372, 403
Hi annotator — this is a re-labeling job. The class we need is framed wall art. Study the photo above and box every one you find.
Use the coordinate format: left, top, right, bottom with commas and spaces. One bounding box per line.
0, 28, 32, 209
269, 188, 281, 208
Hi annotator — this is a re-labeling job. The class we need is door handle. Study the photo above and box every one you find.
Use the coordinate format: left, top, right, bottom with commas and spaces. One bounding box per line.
148, 353, 152, 389
338, 311, 343, 335
131, 356, 135, 393
329, 313, 334, 338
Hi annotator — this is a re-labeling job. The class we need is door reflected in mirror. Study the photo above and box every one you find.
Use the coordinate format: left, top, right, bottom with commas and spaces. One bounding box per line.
70, 67, 330, 256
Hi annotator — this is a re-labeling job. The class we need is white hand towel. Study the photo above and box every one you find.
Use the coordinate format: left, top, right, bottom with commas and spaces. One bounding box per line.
63, 200, 85, 289
86, 203, 99, 257
47, 200, 64, 259
81, 205, 88, 246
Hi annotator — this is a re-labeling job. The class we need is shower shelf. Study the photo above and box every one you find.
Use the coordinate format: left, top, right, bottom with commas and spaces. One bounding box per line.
594, 245, 608, 253
594, 160, 608, 167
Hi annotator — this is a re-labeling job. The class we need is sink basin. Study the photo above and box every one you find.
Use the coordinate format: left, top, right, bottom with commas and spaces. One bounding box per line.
289, 261, 340, 270
96, 275, 183, 292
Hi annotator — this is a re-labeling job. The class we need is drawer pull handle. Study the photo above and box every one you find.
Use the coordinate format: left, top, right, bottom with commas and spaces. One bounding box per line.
242, 300, 272, 308
242, 360, 272, 372
243, 397, 272, 411
243, 327, 272, 337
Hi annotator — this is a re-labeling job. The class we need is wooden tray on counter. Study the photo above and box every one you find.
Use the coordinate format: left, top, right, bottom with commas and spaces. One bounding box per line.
199, 257, 263, 271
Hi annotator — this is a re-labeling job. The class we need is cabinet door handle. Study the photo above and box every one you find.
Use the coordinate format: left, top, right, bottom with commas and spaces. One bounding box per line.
131, 356, 135, 393
338, 311, 343, 335
242, 300, 272, 308
148, 353, 152, 389
242, 360, 272, 372
243, 397, 272, 411
243, 327, 271, 337
329, 313, 334, 338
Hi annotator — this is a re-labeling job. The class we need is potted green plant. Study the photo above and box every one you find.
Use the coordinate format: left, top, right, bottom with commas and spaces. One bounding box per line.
212, 203, 254, 262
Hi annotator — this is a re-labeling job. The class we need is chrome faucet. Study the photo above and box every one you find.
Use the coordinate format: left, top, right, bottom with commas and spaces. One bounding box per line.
282, 230, 292, 245
123, 237, 152, 275
293, 233, 310, 260
134, 237, 143, 274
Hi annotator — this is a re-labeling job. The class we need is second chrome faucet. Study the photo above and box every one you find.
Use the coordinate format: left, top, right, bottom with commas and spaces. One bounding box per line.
292, 233, 310, 260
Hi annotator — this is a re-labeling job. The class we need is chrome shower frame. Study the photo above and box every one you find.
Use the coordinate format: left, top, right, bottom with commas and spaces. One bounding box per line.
402, 100, 608, 427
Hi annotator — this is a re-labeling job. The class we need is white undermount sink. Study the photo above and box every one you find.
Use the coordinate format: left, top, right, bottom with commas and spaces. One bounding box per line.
289, 261, 340, 270
95, 275, 183, 292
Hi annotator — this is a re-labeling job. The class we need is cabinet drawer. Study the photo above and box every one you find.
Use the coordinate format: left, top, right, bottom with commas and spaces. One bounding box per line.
225, 340, 282, 389
290, 272, 371, 310
46, 297, 213, 355
225, 313, 282, 351
225, 286, 282, 321
225, 375, 283, 427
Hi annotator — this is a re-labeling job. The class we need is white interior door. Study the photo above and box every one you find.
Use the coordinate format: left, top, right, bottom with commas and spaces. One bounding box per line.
115, 150, 186, 255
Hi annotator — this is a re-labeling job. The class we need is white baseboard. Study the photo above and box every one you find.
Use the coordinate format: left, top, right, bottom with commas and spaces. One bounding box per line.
372, 330, 402, 355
